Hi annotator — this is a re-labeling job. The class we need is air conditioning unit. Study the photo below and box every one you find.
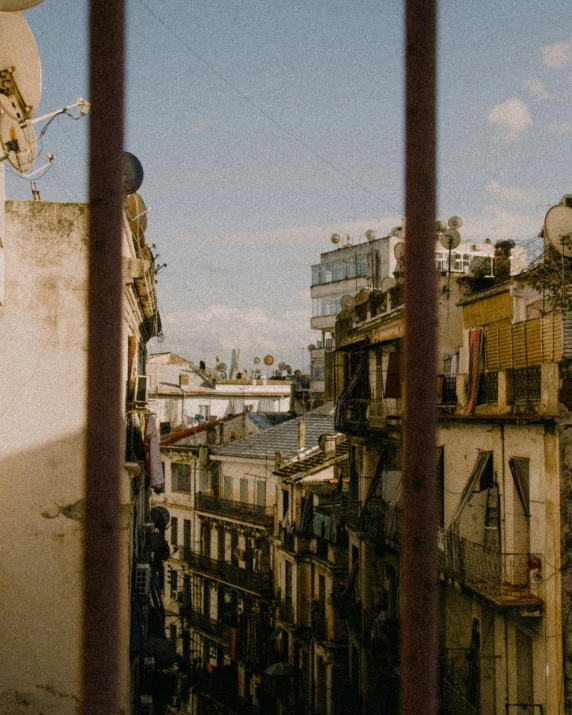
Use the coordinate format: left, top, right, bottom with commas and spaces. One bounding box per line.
134, 374, 149, 405
140, 695, 153, 715
135, 563, 151, 596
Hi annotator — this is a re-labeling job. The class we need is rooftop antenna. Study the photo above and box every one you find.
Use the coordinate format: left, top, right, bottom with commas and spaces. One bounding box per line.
340, 294, 355, 311
124, 151, 144, 195
365, 229, 376, 242
544, 202, 572, 314
438, 216, 462, 293
330, 233, 340, 246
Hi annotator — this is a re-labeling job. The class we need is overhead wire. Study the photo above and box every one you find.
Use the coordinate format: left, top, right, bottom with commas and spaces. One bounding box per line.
133, 0, 401, 215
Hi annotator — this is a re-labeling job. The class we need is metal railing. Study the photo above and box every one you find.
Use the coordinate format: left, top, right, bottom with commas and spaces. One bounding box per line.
362, 498, 402, 547
507, 367, 541, 407
185, 609, 232, 643
277, 600, 294, 625
438, 529, 542, 606
183, 551, 272, 595
440, 375, 458, 405
477, 372, 498, 404
195, 492, 274, 527
442, 679, 479, 715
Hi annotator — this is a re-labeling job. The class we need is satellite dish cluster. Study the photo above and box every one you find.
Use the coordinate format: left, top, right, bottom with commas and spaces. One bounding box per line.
544, 198, 572, 258
0, 1, 89, 176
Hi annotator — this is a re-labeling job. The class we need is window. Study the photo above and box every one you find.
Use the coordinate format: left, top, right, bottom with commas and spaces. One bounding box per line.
256, 480, 266, 507
311, 362, 325, 380
223, 473, 232, 499
240, 478, 249, 503
172, 463, 191, 492
282, 489, 289, 520
170, 568, 178, 591
170, 517, 178, 546
183, 519, 191, 551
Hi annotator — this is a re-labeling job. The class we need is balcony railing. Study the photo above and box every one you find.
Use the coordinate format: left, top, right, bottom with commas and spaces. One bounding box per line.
439, 375, 458, 405
438, 529, 542, 608
183, 551, 272, 595
362, 498, 402, 548
277, 600, 294, 625
477, 371, 498, 405
507, 367, 541, 407
368, 397, 403, 420
185, 608, 232, 643
195, 492, 274, 527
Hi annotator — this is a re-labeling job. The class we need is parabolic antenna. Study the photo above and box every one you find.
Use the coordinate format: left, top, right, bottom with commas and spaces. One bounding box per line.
355, 288, 370, 306
394, 241, 406, 263
545, 204, 572, 258
0, 116, 37, 172
278, 361, 287, 371
365, 229, 376, 241
391, 226, 403, 238
435, 219, 447, 233
448, 216, 463, 230
439, 229, 461, 251
381, 276, 396, 292
307, 344, 316, 351
217, 362, 227, 371
263, 355, 274, 366
253, 357, 261, 365
124, 151, 144, 195
0, 0, 44, 9
330, 233, 341, 245
340, 294, 355, 311
0, 11, 42, 121
125, 192, 148, 232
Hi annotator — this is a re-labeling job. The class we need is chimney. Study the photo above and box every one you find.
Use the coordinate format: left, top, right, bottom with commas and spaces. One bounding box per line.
493, 240, 514, 283
324, 435, 336, 458
298, 420, 306, 451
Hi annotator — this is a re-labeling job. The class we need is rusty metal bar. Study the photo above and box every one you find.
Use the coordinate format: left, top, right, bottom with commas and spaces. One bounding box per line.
402, 0, 438, 714
82, 1, 125, 713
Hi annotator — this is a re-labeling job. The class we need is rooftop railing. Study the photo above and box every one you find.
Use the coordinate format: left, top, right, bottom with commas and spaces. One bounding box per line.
195, 492, 274, 527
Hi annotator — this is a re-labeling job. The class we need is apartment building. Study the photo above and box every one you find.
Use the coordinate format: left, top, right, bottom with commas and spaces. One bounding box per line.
0, 198, 162, 714
147, 352, 293, 432
308, 227, 526, 408
331, 238, 572, 715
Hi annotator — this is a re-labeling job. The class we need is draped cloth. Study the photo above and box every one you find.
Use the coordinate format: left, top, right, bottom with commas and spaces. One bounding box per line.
465, 328, 485, 415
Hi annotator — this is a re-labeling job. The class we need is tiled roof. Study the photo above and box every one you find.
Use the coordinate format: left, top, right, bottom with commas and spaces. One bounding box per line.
211, 416, 337, 460
246, 412, 294, 430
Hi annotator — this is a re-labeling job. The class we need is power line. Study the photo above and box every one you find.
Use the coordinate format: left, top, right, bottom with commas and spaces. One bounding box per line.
133, 0, 401, 215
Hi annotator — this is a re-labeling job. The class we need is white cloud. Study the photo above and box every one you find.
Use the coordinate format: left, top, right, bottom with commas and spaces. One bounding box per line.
191, 120, 214, 136
459, 206, 544, 243
487, 98, 532, 141
522, 77, 557, 100
543, 41, 571, 70
158, 304, 315, 370
178, 217, 403, 246
485, 180, 545, 205
550, 121, 572, 134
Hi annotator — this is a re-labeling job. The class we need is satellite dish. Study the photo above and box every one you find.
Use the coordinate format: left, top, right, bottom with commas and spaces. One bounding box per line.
0, 117, 37, 172
124, 151, 144, 195
307, 344, 316, 351
255, 368, 261, 375
469, 255, 492, 278
394, 241, 406, 263
439, 229, 461, 251
354, 288, 370, 305
217, 362, 227, 371
263, 355, 274, 366
391, 226, 403, 238
0, 11, 42, 121
435, 220, 447, 233
125, 192, 148, 232
340, 294, 355, 311
545, 204, 572, 257
0, 0, 45, 9
278, 362, 287, 371
285, 365, 292, 374
448, 216, 463, 230
330, 233, 341, 245
381, 276, 396, 292
365, 229, 376, 241
150, 506, 170, 531
253, 357, 261, 364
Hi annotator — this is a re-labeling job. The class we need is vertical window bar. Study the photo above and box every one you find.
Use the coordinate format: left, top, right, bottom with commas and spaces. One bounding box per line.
402, 1, 438, 715
82, 1, 125, 713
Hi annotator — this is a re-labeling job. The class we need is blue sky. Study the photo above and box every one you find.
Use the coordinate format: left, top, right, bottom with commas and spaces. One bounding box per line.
7, 0, 572, 370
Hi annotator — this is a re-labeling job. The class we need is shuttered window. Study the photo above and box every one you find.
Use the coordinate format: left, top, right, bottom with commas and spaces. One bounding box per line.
486, 315, 561, 371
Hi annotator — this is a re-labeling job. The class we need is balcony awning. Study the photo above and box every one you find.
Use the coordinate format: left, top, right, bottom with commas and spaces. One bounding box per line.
300, 472, 338, 496
449, 451, 493, 526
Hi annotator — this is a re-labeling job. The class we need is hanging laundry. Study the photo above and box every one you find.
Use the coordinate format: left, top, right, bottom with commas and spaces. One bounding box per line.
145, 414, 164, 493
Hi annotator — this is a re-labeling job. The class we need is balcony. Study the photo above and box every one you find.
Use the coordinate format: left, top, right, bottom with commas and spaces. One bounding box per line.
507, 367, 541, 408
363, 610, 399, 663
438, 529, 542, 609
183, 551, 272, 596
442, 678, 479, 715
333, 495, 361, 529
195, 492, 274, 527
277, 600, 294, 625
184, 608, 232, 643
439, 375, 458, 406
441, 648, 480, 715
477, 371, 498, 405
278, 525, 312, 555
362, 498, 402, 549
